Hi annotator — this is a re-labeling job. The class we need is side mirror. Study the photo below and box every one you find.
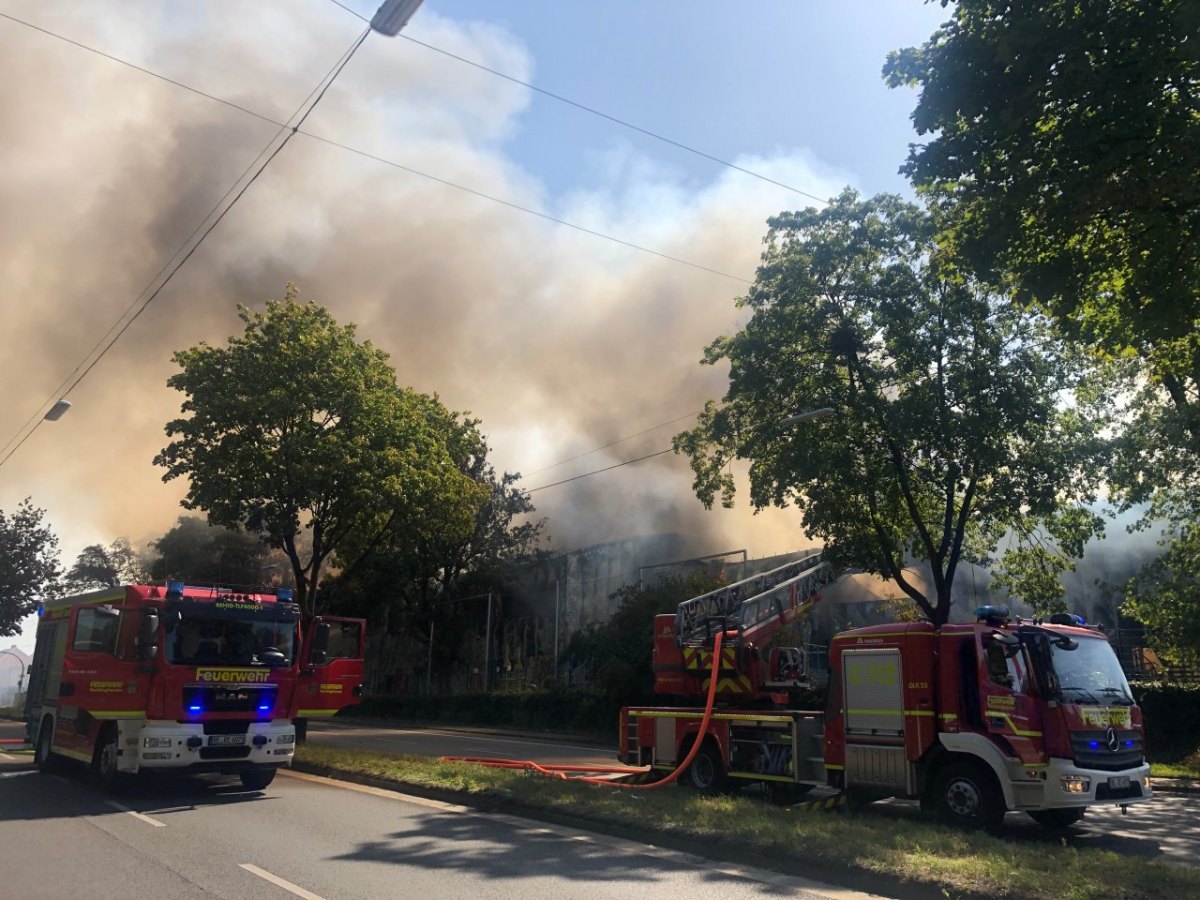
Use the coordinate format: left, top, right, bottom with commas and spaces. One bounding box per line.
309, 622, 330, 666
988, 631, 1021, 658
1054, 636, 1078, 652
141, 611, 160, 661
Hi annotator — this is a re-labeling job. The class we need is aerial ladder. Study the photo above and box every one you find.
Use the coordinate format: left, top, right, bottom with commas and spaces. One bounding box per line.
654, 551, 834, 702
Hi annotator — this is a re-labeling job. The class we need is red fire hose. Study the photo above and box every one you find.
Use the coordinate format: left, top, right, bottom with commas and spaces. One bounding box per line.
441, 629, 734, 790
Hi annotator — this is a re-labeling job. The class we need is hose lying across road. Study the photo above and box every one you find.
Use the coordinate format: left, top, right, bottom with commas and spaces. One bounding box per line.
440, 629, 733, 790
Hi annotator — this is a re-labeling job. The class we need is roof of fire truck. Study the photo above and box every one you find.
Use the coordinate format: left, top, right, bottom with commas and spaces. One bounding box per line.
38, 581, 294, 614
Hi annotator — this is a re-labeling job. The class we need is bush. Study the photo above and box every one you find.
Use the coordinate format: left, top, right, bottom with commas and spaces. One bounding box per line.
345, 686, 619, 738
1130, 681, 1200, 759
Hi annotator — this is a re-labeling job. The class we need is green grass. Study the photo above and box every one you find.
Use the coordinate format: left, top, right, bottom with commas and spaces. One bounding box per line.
1151, 749, 1200, 780
295, 744, 1199, 900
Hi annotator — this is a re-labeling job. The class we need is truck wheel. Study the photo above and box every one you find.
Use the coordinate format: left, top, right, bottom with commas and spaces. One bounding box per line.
682, 742, 727, 794
91, 728, 123, 791
1028, 807, 1086, 829
239, 768, 277, 791
931, 761, 1005, 831
35, 718, 60, 774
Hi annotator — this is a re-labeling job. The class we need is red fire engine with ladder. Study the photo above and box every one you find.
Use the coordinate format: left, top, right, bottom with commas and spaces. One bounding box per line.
619, 553, 1153, 829
23, 581, 365, 791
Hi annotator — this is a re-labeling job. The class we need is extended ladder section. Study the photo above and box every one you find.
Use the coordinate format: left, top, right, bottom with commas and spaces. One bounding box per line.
674, 552, 833, 648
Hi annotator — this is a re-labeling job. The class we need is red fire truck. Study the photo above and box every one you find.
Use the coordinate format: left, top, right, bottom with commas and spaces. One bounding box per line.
620, 555, 1152, 829
23, 581, 365, 790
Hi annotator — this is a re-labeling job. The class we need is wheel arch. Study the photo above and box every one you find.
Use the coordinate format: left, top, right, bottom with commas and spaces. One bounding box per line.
928, 734, 1014, 809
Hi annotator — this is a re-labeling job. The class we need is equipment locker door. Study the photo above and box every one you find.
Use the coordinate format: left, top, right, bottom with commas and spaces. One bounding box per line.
295, 617, 366, 719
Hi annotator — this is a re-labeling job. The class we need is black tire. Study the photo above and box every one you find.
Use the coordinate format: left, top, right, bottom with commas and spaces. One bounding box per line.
931, 760, 1006, 831
294, 718, 308, 744
239, 768, 277, 791
1028, 807, 1086, 829
35, 718, 59, 774
91, 727, 122, 791
682, 741, 727, 794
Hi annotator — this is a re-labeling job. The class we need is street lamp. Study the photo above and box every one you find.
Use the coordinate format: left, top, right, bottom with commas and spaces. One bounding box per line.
43, 399, 71, 421
370, 0, 425, 35
0, 648, 27, 692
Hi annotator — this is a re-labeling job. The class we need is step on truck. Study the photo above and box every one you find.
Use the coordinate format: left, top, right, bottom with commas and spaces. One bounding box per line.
23, 581, 365, 791
619, 556, 1152, 829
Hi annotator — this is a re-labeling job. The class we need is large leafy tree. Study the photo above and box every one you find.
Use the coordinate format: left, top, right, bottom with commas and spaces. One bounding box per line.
884, 0, 1200, 642
155, 288, 488, 619
675, 191, 1103, 625
0, 499, 61, 635
884, 1, 1200, 449
63, 539, 146, 593
148, 515, 270, 587
329, 415, 544, 646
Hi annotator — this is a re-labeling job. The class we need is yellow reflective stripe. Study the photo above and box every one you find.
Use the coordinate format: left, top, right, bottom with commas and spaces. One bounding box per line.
904, 710, 935, 717
824, 764, 845, 770
55, 747, 93, 763
296, 709, 338, 717
986, 712, 1043, 737
846, 708, 904, 716
939, 713, 958, 720
728, 772, 795, 783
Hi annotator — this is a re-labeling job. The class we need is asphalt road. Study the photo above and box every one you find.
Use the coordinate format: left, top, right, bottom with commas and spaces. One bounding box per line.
0, 726, 876, 900
4, 717, 1198, 884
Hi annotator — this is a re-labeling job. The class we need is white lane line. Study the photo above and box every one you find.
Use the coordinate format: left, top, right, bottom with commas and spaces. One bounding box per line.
0, 770, 36, 778
0, 752, 19, 762
239, 864, 326, 900
104, 800, 167, 827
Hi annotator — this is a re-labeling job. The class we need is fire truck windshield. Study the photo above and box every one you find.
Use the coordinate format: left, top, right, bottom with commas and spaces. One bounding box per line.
1049, 635, 1134, 706
165, 601, 297, 668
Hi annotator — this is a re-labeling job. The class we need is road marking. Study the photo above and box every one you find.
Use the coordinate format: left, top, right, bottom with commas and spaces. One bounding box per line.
105, 800, 167, 827
0, 770, 35, 778
239, 864, 326, 900
279, 768, 470, 812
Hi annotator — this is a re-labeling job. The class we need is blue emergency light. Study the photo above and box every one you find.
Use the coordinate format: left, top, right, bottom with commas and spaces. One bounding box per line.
276, 587, 294, 602
974, 605, 1011, 626
167, 580, 186, 598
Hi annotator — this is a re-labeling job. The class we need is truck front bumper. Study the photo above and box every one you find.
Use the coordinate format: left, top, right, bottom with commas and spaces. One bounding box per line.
1007, 756, 1152, 810
122, 720, 295, 773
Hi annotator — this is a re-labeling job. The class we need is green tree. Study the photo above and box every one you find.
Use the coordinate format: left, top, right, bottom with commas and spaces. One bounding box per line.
328, 418, 544, 669
884, 1, 1200, 449
0, 500, 61, 635
63, 538, 146, 593
565, 572, 722, 703
675, 191, 1103, 625
148, 516, 270, 587
1124, 516, 1200, 666
155, 288, 487, 619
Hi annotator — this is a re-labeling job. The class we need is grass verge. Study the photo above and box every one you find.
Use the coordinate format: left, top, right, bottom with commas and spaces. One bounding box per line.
1151, 749, 1200, 780
295, 744, 1197, 900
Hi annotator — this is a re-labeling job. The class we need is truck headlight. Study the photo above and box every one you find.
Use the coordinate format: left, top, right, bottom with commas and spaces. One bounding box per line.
276, 734, 296, 745
1060, 775, 1091, 794
142, 737, 173, 749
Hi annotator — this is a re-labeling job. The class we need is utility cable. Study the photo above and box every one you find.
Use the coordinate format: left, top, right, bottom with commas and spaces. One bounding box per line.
524, 410, 700, 476
526, 447, 675, 493
325, 0, 829, 205
0, 26, 373, 471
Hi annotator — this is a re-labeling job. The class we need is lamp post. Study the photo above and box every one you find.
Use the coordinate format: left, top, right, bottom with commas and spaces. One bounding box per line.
43, 399, 72, 421
0, 648, 27, 693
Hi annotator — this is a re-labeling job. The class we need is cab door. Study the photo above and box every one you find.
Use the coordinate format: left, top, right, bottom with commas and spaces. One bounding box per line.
294, 617, 366, 720
979, 634, 1045, 767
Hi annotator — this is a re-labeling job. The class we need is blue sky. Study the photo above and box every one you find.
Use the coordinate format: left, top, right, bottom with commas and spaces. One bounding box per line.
0, 1, 953, 652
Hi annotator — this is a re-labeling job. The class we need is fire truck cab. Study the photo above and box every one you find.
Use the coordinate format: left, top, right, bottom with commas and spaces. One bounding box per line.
23, 581, 364, 791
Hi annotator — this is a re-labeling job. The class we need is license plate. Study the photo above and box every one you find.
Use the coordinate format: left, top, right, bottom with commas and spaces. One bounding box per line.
208, 735, 246, 746
1108, 776, 1130, 789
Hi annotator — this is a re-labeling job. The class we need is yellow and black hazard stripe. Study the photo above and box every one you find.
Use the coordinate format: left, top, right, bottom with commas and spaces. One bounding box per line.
681, 646, 738, 671
792, 794, 846, 812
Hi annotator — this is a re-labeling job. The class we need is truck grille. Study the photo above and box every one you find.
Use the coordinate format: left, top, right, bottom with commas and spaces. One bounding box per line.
183, 684, 277, 715
1071, 729, 1143, 772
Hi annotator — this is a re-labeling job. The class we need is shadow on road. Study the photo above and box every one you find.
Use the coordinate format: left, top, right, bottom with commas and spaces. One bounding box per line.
331, 807, 797, 895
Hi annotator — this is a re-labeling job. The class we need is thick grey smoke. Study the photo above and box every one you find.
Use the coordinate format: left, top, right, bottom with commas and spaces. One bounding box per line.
0, 1, 841, 571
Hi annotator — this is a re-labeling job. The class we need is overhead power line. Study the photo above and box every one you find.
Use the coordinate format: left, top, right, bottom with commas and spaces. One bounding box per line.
527, 447, 675, 493
523, 410, 699, 476
326, 0, 830, 206
0, 24, 374, 471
